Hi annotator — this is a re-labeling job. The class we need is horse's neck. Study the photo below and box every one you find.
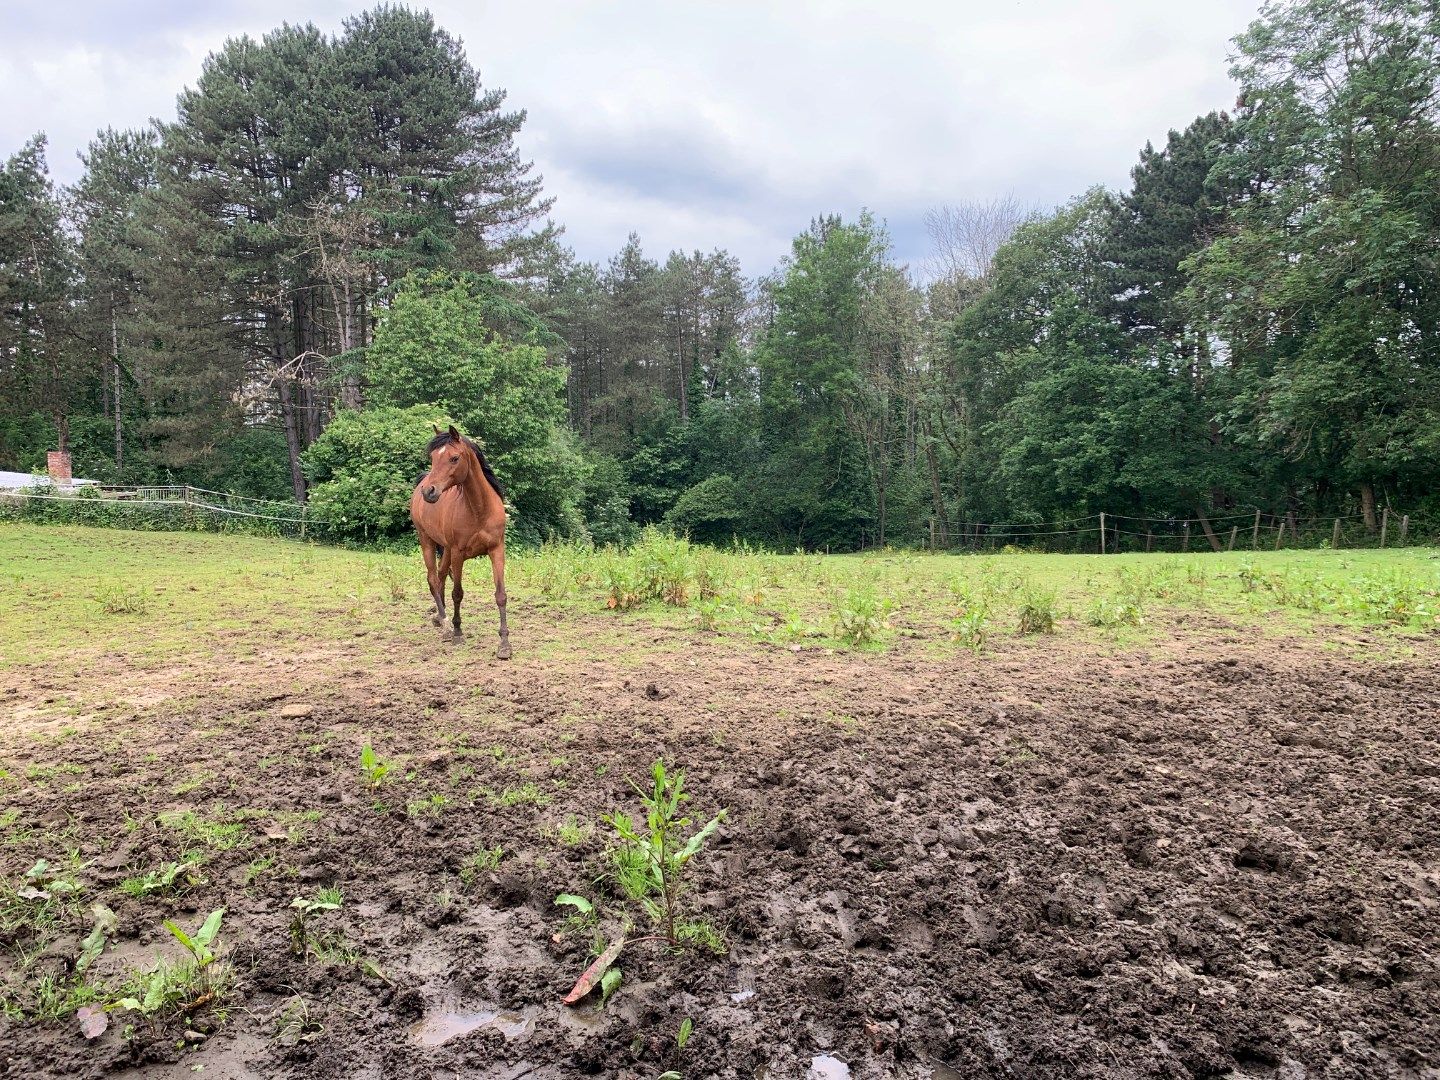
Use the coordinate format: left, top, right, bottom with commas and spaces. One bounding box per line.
461, 465, 503, 521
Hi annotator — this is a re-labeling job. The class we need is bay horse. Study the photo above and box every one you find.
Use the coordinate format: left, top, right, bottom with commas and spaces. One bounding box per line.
410, 425, 511, 659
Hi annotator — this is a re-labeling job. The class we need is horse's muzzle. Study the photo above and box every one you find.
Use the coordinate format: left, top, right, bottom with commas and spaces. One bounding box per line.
421, 486, 440, 504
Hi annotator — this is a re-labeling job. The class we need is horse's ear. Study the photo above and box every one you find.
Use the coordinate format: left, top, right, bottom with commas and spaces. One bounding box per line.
432, 423, 442, 434
447, 424, 461, 440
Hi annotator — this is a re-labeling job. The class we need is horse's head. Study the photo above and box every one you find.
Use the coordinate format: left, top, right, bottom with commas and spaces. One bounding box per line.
419, 425, 473, 504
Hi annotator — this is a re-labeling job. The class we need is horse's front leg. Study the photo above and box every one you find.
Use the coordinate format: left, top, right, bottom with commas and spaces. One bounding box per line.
491, 543, 510, 660
450, 556, 465, 640
421, 536, 445, 626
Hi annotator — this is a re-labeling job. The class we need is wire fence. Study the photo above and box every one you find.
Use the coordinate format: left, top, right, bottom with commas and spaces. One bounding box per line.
0, 483, 324, 540
887, 507, 1435, 554
1, 481, 1434, 554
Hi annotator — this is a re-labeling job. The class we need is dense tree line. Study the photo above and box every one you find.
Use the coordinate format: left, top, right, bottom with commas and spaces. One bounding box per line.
2, 0, 1437, 548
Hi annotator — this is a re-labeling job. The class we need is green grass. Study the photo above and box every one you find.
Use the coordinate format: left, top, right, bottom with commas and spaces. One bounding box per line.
0, 525, 1436, 672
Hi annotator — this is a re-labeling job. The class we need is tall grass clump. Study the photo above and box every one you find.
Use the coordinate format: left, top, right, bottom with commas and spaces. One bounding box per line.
831, 587, 893, 646
602, 528, 727, 611
1017, 587, 1059, 635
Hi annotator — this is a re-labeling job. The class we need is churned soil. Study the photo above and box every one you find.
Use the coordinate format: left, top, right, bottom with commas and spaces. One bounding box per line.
1, 607, 1438, 1080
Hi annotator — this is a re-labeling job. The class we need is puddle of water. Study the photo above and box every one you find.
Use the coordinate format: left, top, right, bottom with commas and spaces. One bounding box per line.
808, 1055, 851, 1080
932, 1064, 964, 1080
411, 1006, 535, 1047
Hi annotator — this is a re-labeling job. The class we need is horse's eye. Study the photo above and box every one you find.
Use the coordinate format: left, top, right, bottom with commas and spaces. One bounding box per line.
449, 456, 459, 463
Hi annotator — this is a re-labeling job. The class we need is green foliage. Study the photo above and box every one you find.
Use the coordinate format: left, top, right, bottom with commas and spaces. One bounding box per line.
365, 271, 580, 540
831, 588, 893, 646
289, 892, 343, 957
116, 910, 229, 1019
94, 582, 150, 615
663, 475, 744, 542
578, 449, 637, 546
950, 602, 990, 652
604, 760, 727, 948
459, 845, 504, 885
359, 744, 392, 790
120, 860, 203, 899
1085, 596, 1145, 629
304, 405, 451, 537
1017, 588, 1059, 635
602, 528, 721, 610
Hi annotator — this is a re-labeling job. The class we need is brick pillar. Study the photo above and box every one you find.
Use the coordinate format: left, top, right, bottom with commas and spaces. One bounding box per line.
47, 451, 72, 487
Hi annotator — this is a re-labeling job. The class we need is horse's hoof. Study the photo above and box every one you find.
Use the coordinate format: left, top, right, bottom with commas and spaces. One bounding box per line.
430, 615, 442, 627
497, 642, 512, 660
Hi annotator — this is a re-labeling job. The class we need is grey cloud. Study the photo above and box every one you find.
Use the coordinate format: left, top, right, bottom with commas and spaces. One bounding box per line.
3, 0, 1264, 277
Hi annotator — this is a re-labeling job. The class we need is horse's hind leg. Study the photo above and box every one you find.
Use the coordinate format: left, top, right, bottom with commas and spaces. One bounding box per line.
450, 556, 465, 641
420, 536, 445, 626
490, 543, 511, 660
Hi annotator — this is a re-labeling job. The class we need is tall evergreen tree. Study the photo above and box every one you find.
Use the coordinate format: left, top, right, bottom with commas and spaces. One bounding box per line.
0, 135, 76, 464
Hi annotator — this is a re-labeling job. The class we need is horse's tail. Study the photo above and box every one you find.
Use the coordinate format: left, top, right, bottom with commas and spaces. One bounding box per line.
434, 544, 444, 559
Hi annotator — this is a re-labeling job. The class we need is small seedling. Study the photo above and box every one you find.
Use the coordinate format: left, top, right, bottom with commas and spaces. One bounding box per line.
678, 1016, 693, 1049
116, 909, 228, 1019
121, 860, 203, 899
459, 845, 504, 885
273, 994, 324, 1046
289, 891, 342, 957
359, 744, 392, 789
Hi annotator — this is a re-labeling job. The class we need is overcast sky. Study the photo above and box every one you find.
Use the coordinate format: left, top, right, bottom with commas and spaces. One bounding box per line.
2, 0, 1262, 276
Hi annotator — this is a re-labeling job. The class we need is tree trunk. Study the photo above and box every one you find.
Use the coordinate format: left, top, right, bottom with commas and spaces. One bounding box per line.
111, 294, 123, 477
677, 322, 687, 421
924, 441, 949, 546
338, 279, 362, 411
1360, 482, 1377, 532
1194, 507, 1223, 552
876, 480, 887, 548
277, 345, 307, 502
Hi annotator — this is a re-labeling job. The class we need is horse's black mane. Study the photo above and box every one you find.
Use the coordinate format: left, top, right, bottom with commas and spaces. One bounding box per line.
424, 431, 506, 500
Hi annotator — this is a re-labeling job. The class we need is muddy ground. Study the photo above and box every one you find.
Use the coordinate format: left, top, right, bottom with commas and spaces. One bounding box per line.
1, 606, 1438, 1080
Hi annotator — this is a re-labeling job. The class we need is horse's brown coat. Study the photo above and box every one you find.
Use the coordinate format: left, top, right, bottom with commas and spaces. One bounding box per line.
409, 425, 511, 658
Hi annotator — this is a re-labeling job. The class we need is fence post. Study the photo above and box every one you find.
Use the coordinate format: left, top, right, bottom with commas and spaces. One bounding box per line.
1380, 507, 1389, 548
1400, 514, 1409, 546
928, 518, 935, 552
1146, 530, 1153, 553
1182, 522, 1190, 552
1274, 516, 1285, 549
1252, 509, 1261, 550
1332, 518, 1341, 549
1099, 512, 1106, 554
1228, 525, 1238, 551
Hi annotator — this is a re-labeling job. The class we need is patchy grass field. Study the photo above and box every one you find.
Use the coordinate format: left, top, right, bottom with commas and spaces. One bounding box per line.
1, 524, 1438, 1079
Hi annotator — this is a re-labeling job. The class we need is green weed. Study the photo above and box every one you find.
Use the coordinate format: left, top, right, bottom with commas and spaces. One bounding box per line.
120, 860, 203, 899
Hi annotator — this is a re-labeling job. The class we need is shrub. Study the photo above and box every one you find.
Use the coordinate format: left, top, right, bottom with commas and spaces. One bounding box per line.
303, 405, 453, 537
663, 475, 744, 543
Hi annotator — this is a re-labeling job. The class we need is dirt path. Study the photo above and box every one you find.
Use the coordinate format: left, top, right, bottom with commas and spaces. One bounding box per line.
1, 613, 1438, 1079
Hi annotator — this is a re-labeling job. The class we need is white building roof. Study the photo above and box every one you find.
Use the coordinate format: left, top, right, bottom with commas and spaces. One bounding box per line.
0, 471, 99, 490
